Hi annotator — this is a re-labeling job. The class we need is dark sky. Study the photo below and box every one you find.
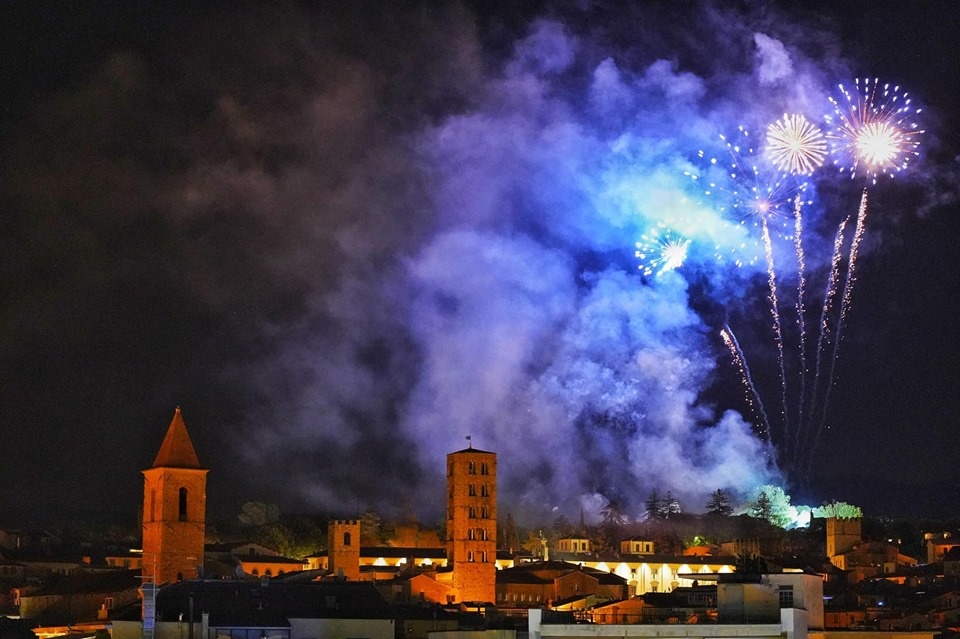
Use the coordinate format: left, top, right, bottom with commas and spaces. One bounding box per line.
1, 0, 958, 528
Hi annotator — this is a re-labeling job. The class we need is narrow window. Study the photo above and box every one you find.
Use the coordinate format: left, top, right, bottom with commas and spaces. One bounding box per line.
468, 461, 476, 474
343, 532, 352, 546
481, 485, 489, 497
481, 462, 488, 475
469, 484, 476, 496
178, 488, 188, 521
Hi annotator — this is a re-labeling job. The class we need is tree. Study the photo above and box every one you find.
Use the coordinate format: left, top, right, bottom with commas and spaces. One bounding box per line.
599, 500, 626, 553
600, 500, 627, 527
501, 512, 521, 552
359, 510, 382, 545
706, 489, 733, 516
746, 484, 793, 527
523, 530, 547, 557
553, 514, 573, 538
751, 491, 773, 522
812, 501, 863, 519
237, 502, 280, 527
645, 490, 664, 521
663, 492, 681, 518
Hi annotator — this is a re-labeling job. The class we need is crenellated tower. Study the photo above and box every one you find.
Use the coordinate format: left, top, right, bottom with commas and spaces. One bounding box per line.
142, 408, 207, 584
327, 519, 361, 581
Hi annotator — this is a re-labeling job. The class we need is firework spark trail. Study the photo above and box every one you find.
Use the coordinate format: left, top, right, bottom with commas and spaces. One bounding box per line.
721, 324, 772, 442
760, 218, 790, 450
801, 213, 850, 467
812, 189, 869, 456
792, 194, 808, 442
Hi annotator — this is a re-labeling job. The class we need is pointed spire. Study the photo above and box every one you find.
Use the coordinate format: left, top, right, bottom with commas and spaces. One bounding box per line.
151, 407, 201, 469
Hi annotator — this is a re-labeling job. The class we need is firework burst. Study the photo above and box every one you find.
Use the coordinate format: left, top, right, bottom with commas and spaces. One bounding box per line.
826, 77, 923, 182
766, 114, 827, 175
635, 224, 690, 277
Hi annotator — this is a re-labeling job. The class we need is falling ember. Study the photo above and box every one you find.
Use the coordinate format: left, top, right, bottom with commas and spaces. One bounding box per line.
766, 114, 827, 175
792, 194, 808, 436
800, 214, 849, 470
635, 225, 690, 277
721, 325, 772, 442
760, 219, 789, 446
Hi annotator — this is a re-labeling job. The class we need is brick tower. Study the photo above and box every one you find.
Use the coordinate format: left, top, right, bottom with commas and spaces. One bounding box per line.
826, 516, 862, 558
446, 444, 496, 603
328, 519, 361, 581
142, 408, 207, 584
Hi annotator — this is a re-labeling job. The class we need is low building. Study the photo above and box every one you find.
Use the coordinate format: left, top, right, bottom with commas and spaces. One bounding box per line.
111, 579, 395, 639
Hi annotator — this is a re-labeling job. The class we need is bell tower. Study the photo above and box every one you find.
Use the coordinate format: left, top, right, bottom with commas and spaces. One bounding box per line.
142, 408, 207, 584
446, 444, 496, 603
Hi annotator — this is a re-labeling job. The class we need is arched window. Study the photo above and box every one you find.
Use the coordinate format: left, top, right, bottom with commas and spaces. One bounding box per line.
178, 488, 188, 521
343, 531, 352, 546
252, 569, 259, 576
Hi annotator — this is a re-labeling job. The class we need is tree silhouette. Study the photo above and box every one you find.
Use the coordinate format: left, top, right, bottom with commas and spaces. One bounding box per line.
706, 489, 733, 516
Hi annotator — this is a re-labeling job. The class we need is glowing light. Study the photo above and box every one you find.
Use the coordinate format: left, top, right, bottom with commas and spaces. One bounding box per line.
635, 225, 690, 277
766, 114, 826, 174
826, 77, 923, 181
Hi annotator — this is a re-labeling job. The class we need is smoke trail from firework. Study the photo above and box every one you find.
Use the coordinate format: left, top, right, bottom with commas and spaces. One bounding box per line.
800, 214, 850, 469
721, 324, 772, 442
792, 194, 808, 438
813, 190, 869, 458
760, 217, 790, 446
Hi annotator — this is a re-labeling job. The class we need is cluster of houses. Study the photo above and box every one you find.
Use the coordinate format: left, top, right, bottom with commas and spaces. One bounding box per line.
4, 410, 960, 639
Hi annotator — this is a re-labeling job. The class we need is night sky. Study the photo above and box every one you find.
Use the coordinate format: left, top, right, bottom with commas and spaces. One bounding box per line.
1, 0, 958, 528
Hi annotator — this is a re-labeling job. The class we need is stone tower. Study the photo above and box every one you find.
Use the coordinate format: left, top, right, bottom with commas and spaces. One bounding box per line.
327, 519, 361, 581
826, 516, 862, 558
142, 408, 207, 584
446, 444, 496, 603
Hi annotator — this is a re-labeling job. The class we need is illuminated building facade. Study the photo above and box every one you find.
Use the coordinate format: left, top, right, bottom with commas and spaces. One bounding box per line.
446, 445, 496, 603
141, 408, 207, 585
